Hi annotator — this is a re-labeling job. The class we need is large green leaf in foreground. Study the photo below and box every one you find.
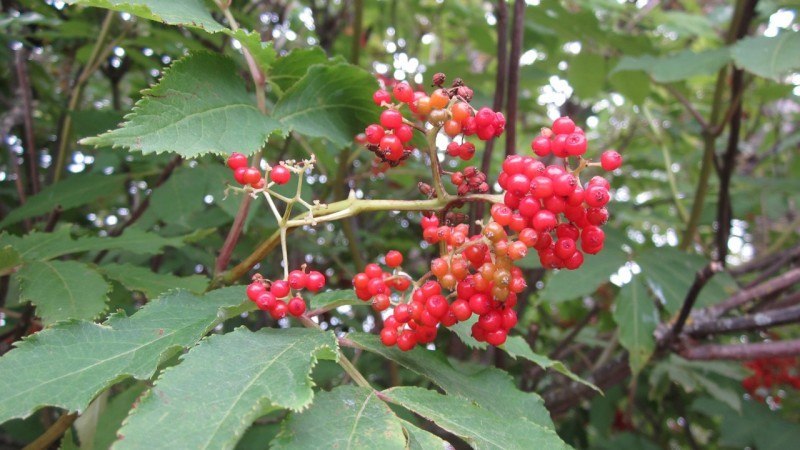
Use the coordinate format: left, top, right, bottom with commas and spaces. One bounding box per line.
384, 387, 570, 450
116, 328, 337, 450
0, 287, 246, 424
271, 386, 406, 450
82, 52, 280, 157
65, 0, 224, 32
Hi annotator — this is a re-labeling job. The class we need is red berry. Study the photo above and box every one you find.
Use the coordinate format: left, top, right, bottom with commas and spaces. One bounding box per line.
425, 295, 449, 318
393, 82, 414, 103
227, 152, 248, 170
485, 329, 508, 346
380, 109, 403, 129
271, 280, 290, 298
565, 133, 587, 156
270, 300, 288, 319
532, 210, 557, 232
365, 124, 385, 144
385, 250, 403, 267
364, 263, 383, 278
367, 278, 387, 296
288, 270, 307, 290
372, 294, 390, 311
380, 327, 398, 346
306, 271, 326, 292
469, 294, 492, 315
270, 165, 291, 185
395, 124, 414, 143
476, 125, 495, 140
450, 299, 472, 321
478, 310, 502, 332
585, 184, 610, 208
373, 89, 392, 106
551, 134, 569, 158
554, 238, 577, 260
394, 304, 411, 323
233, 167, 248, 184
242, 167, 262, 185
246, 283, 266, 302
396, 331, 417, 351
475, 108, 495, 127
255, 292, 276, 311
531, 136, 551, 157
287, 297, 306, 316
507, 174, 531, 197
420, 281, 442, 298
600, 150, 622, 171
552, 117, 576, 135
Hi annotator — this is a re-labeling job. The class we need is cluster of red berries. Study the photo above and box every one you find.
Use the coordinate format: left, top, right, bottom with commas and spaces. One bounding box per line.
742, 356, 800, 402
226, 152, 291, 188
352, 251, 412, 312
245, 268, 326, 319
449, 166, 489, 195
497, 116, 621, 270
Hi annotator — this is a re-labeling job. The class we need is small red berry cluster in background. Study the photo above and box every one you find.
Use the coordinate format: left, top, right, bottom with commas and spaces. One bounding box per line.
449, 166, 489, 195
742, 356, 800, 403
352, 253, 412, 312
246, 267, 326, 319
499, 116, 621, 270
226, 152, 292, 189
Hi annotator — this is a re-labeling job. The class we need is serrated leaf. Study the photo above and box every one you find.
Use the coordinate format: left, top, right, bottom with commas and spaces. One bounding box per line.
613, 49, 731, 82
613, 277, 657, 374
274, 63, 379, 148
16, 260, 111, 324
271, 386, 406, 449
384, 387, 570, 450
0, 287, 246, 424
98, 263, 207, 298
0, 227, 186, 261
501, 335, 600, 392
0, 246, 21, 276
401, 419, 451, 449
309, 289, 364, 310
269, 47, 329, 93
115, 327, 338, 450
82, 52, 280, 158
347, 333, 554, 429
64, 0, 224, 32
731, 31, 800, 80
636, 247, 738, 314
540, 229, 628, 302
0, 174, 125, 228
226, 29, 276, 74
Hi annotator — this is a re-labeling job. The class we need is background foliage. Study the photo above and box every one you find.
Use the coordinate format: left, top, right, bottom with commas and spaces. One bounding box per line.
1, 0, 799, 448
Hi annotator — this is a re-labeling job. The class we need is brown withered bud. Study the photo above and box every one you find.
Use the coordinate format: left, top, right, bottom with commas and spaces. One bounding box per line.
432, 72, 446, 87
477, 182, 489, 192
456, 86, 474, 101
451, 78, 464, 87
457, 184, 470, 196
418, 182, 434, 197
463, 166, 477, 177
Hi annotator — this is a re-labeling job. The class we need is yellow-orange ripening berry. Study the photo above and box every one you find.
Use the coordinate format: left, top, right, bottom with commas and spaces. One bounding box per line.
443, 120, 462, 137
431, 258, 449, 278
450, 102, 472, 123
430, 89, 450, 109
415, 96, 432, 116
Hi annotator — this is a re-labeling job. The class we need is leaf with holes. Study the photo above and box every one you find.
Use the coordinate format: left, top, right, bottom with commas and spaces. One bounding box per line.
271, 386, 406, 449
274, 63, 379, 147
81, 52, 281, 157
16, 260, 111, 324
64, 0, 224, 32
0, 287, 246, 424
115, 327, 338, 450
384, 387, 570, 450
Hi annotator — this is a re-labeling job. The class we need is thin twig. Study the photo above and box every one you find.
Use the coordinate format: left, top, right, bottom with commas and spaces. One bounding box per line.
23, 413, 77, 450
15, 47, 40, 195
503, 0, 524, 157
680, 338, 800, 360
685, 303, 800, 337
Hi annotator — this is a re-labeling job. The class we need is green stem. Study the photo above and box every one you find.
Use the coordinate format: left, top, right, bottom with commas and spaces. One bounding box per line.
643, 105, 689, 223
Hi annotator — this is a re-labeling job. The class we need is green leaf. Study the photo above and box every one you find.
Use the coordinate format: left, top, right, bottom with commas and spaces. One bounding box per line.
0, 287, 246, 423
226, 29, 276, 74
693, 398, 800, 448
608, 70, 650, 104
309, 289, 364, 311
81, 52, 281, 158
569, 52, 607, 98
0, 227, 186, 261
636, 247, 738, 314
401, 419, 451, 450
347, 333, 554, 429
0, 174, 124, 228
613, 277, 657, 374
116, 327, 338, 450
384, 387, 570, 450
449, 316, 486, 349
501, 335, 600, 392
0, 246, 21, 276
16, 260, 111, 325
64, 0, 224, 33
274, 63, 379, 148
651, 355, 744, 412
269, 47, 329, 93
540, 229, 628, 302
613, 49, 731, 82
271, 386, 406, 449
731, 31, 800, 80
98, 263, 207, 298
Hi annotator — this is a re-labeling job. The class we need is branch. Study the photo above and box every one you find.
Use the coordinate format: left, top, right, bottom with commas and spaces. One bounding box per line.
15, 47, 40, 195
680, 339, 800, 361
667, 261, 723, 341
22, 412, 77, 450
503, 0, 524, 157
662, 83, 710, 132
705, 267, 800, 319
685, 303, 800, 337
